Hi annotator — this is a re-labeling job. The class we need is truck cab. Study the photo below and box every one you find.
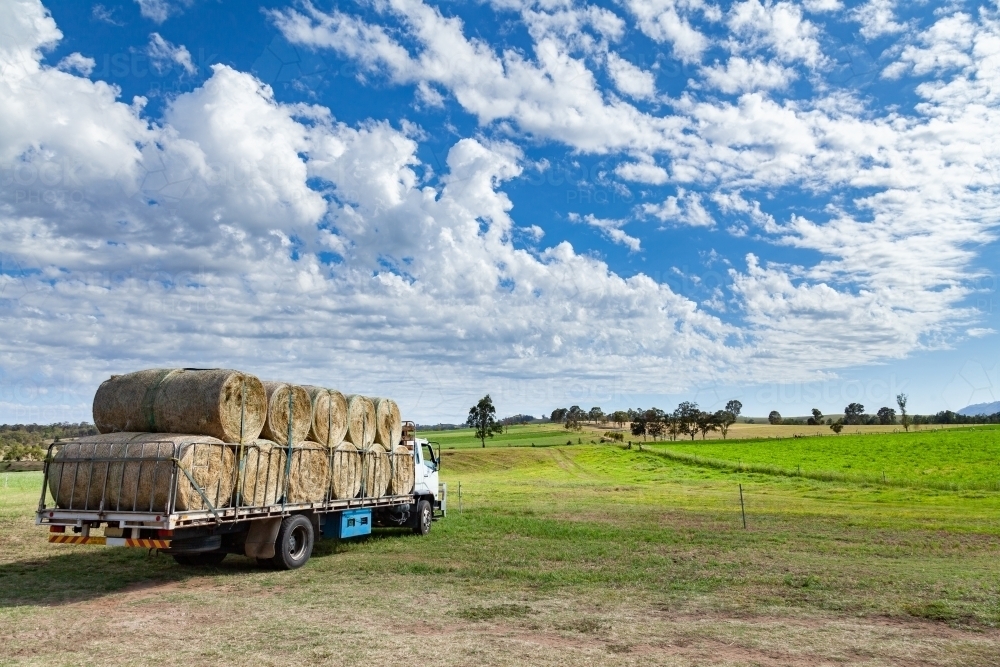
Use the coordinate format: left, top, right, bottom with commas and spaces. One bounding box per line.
413, 437, 439, 499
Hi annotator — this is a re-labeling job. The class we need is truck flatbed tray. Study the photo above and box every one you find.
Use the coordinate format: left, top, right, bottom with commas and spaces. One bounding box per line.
37, 494, 415, 530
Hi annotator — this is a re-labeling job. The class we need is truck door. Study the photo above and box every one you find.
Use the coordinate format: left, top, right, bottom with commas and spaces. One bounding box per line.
414, 439, 439, 499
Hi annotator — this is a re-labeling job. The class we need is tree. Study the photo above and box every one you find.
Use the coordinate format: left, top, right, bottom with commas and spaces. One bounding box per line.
715, 399, 741, 439
896, 393, 911, 432
467, 395, 503, 448
675, 402, 701, 440
877, 406, 896, 425
844, 402, 866, 425
807, 408, 823, 426
588, 407, 605, 424
830, 419, 844, 434
630, 411, 647, 440
768, 410, 782, 425
610, 410, 629, 428
698, 411, 719, 439
565, 405, 586, 431
549, 408, 567, 424
645, 410, 665, 441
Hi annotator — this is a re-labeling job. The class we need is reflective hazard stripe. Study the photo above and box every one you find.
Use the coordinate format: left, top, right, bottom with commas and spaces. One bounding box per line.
125, 538, 171, 548
48, 535, 106, 545
48, 535, 171, 548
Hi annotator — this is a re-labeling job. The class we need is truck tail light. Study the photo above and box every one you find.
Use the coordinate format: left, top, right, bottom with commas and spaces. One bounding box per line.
49, 525, 65, 533
157, 529, 174, 538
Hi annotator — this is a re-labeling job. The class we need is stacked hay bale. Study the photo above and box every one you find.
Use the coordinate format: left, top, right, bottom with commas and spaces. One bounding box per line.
302, 386, 348, 446
93, 369, 266, 444
237, 440, 286, 507
70, 368, 406, 512
373, 398, 402, 448
49, 433, 234, 512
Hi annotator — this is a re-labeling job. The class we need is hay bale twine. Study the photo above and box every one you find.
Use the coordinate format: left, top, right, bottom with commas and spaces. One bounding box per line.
373, 398, 402, 447
93, 369, 266, 443
286, 442, 330, 503
387, 444, 414, 495
48, 433, 234, 512
360, 443, 390, 498
302, 386, 348, 447
344, 394, 376, 448
260, 382, 312, 446
329, 441, 362, 499
237, 439, 286, 507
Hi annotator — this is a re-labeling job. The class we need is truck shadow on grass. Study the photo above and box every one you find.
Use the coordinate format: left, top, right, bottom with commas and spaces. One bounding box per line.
0, 529, 418, 607
0, 548, 254, 608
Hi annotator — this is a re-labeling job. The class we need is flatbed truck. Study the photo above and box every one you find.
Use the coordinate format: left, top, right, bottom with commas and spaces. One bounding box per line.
35, 425, 444, 570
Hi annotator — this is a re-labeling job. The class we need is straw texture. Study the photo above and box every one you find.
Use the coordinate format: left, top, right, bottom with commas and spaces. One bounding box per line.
360, 443, 390, 498
374, 398, 402, 447
329, 441, 362, 499
344, 394, 376, 448
260, 382, 312, 446
286, 442, 330, 503
238, 439, 286, 507
387, 444, 415, 495
93, 369, 266, 443
302, 386, 348, 447
48, 433, 234, 512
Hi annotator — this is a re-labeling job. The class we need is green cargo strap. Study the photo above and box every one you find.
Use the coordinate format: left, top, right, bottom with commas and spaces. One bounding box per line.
139, 369, 176, 432
173, 458, 221, 522
281, 388, 295, 508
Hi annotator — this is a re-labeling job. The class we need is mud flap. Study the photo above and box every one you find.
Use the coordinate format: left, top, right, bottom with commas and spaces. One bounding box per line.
244, 517, 281, 559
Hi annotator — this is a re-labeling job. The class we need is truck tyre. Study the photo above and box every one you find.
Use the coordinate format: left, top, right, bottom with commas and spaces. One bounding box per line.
412, 499, 432, 536
173, 551, 226, 567
270, 514, 314, 570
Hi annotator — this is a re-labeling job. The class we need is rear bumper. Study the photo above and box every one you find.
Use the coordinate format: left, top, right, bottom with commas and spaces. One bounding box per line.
48, 534, 171, 548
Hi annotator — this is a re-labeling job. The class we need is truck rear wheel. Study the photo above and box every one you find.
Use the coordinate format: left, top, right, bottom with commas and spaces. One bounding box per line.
172, 551, 226, 567
270, 514, 314, 570
412, 499, 432, 535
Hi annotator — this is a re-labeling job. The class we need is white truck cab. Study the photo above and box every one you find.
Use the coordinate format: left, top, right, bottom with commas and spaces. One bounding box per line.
413, 437, 439, 499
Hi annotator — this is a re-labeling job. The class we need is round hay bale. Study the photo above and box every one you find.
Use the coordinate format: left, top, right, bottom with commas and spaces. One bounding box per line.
286, 442, 330, 504
47, 433, 139, 510
329, 441, 362, 499
260, 382, 312, 446
373, 398, 402, 447
302, 386, 348, 447
344, 394, 376, 448
93, 369, 266, 443
237, 439, 286, 507
360, 443, 390, 498
387, 444, 414, 495
48, 433, 234, 512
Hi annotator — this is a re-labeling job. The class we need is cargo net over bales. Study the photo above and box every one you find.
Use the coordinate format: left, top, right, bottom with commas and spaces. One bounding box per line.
39, 368, 410, 522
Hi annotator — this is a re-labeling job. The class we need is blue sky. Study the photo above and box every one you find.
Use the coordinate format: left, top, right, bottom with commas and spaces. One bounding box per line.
1, 0, 999, 423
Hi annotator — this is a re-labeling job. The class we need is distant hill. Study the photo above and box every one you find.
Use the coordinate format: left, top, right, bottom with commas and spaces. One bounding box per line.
958, 401, 1000, 416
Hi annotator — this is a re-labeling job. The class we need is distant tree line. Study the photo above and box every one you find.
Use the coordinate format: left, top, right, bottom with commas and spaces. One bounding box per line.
0, 422, 98, 462
549, 400, 744, 441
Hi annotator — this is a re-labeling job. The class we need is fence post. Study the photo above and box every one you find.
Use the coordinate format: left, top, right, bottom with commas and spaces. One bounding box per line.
458, 481, 463, 514
739, 484, 747, 530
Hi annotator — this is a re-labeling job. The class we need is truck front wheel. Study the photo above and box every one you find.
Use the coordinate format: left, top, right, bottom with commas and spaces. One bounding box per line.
412, 499, 432, 536
270, 515, 314, 570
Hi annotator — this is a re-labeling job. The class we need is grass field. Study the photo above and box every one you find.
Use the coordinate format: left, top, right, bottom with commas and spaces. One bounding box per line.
645, 425, 1000, 490
2, 428, 999, 665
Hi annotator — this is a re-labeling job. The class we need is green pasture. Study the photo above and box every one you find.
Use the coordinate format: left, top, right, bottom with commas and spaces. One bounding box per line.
419, 422, 611, 449
2, 429, 1000, 664
644, 425, 1000, 490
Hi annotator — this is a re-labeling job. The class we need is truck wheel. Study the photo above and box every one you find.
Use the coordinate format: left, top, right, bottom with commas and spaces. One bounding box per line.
412, 499, 432, 536
270, 515, 314, 570
172, 551, 226, 567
